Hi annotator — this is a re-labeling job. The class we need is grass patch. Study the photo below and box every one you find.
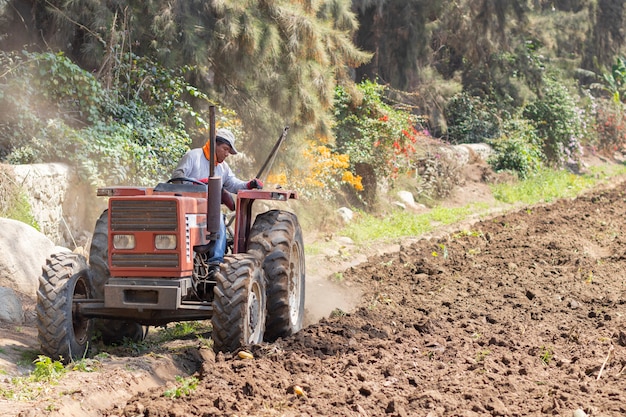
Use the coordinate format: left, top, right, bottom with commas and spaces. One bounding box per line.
0, 356, 70, 401
304, 242, 324, 257
153, 321, 212, 343
164, 375, 199, 398
490, 166, 624, 205
336, 163, 626, 246
340, 202, 491, 244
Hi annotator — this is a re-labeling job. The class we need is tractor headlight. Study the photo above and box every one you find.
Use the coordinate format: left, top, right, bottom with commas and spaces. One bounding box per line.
155, 234, 177, 250
113, 234, 135, 249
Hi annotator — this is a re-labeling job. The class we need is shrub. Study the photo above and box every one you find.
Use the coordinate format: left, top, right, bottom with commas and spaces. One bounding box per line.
0, 166, 38, 229
522, 76, 584, 167
593, 98, 626, 154
333, 80, 427, 179
488, 118, 544, 179
0, 51, 239, 187
444, 92, 501, 144
288, 141, 363, 201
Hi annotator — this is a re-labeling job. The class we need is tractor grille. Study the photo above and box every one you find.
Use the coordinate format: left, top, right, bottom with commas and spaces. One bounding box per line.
110, 200, 178, 231
111, 253, 179, 268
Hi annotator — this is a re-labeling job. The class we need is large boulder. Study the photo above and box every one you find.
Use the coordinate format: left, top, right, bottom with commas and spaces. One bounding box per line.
0, 218, 62, 297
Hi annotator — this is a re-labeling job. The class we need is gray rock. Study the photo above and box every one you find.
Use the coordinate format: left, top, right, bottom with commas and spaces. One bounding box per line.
396, 190, 426, 211
397, 190, 416, 206
0, 286, 24, 324
337, 207, 354, 223
0, 218, 58, 297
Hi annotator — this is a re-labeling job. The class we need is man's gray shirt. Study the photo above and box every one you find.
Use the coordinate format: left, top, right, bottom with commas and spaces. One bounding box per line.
172, 148, 248, 193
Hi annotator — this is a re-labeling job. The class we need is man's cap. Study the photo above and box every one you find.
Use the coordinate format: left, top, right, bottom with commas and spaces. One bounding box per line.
215, 128, 238, 155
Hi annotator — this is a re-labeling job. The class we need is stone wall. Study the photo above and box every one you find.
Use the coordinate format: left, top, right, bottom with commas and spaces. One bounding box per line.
7, 163, 105, 248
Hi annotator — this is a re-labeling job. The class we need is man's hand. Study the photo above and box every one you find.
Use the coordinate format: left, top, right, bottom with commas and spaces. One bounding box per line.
246, 178, 263, 189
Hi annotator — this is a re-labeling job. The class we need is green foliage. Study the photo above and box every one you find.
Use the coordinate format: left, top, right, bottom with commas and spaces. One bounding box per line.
26, 51, 104, 125
444, 92, 501, 144
164, 376, 199, 398
0, 51, 217, 186
475, 349, 491, 363
69, 358, 101, 373
522, 76, 584, 167
31, 356, 67, 383
488, 118, 544, 179
0, 167, 39, 229
8, 0, 370, 149
539, 346, 553, 365
333, 79, 426, 180
155, 321, 212, 343
0, 355, 100, 401
599, 56, 626, 103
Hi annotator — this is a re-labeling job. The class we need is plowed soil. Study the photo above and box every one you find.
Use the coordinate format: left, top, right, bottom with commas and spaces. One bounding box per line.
4, 170, 626, 417
108, 179, 626, 417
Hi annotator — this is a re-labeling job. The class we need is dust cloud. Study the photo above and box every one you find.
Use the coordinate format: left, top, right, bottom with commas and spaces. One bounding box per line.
303, 261, 362, 325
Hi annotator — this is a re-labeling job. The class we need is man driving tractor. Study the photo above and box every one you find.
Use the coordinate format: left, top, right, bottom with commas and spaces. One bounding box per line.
172, 128, 263, 276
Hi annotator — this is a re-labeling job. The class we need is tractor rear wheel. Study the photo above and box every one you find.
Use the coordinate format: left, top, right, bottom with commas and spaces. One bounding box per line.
212, 254, 266, 353
249, 210, 305, 341
89, 210, 146, 343
37, 252, 94, 363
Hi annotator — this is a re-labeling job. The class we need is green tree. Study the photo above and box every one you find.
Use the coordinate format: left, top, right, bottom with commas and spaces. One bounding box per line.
352, 0, 443, 90
1, 0, 370, 154
582, 0, 626, 73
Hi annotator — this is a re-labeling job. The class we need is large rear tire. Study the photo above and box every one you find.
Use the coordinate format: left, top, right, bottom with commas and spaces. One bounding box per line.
249, 210, 305, 341
212, 254, 266, 353
89, 210, 146, 343
37, 252, 94, 363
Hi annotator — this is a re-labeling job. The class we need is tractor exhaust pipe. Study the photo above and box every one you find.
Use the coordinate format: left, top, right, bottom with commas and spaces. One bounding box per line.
206, 106, 222, 237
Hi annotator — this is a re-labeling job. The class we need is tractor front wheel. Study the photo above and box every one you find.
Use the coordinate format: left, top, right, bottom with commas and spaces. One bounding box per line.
249, 210, 305, 341
36, 252, 94, 363
212, 254, 266, 353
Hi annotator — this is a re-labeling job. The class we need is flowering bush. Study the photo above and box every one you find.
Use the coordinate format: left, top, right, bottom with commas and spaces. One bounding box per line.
283, 141, 362, 201
333, 80, 429, 181
594, 99, 626, 154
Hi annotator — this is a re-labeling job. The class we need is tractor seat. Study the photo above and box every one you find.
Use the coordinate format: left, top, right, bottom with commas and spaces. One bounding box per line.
153, 183, 208, 193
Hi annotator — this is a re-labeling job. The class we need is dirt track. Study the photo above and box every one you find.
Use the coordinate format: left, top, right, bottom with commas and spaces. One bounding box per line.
97, 179, 626, 417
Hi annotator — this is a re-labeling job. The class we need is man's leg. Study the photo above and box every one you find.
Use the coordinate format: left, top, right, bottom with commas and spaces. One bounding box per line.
208, 215, 226, 272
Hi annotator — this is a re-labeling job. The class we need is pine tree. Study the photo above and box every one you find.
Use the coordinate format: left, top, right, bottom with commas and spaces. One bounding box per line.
0, 0, 371, 147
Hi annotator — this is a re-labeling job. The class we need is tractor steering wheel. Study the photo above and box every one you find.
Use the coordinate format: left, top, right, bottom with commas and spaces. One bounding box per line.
167, 177, 206, 186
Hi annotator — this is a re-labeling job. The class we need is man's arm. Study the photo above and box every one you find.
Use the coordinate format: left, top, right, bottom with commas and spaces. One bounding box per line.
218, 162, 248, 193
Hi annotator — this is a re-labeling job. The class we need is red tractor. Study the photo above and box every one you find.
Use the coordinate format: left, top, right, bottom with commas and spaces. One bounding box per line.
36, 115, 305, 362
